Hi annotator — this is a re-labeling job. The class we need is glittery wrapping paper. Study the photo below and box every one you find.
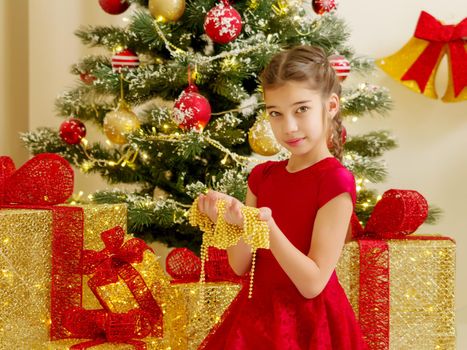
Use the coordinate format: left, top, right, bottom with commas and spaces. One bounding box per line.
336, 237, 456, 349
0, 209, 52, 349
0, 204, 128, 349
171, 282, 242, 350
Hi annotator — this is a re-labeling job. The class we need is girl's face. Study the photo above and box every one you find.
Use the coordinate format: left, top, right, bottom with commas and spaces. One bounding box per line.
264, 80, 338, 157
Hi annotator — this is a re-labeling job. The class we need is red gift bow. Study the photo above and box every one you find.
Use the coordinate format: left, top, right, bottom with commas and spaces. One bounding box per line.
353, 189, 429, 239
0, 153, 74, 205
166, 247, 242, 283
350, 189, 452, 350
401, 11, 467, 97
63, 307, 151, 349
81, 226, 163, 338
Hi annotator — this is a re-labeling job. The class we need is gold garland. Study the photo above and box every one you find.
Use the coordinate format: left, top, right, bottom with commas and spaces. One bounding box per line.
188, 198, 269, 298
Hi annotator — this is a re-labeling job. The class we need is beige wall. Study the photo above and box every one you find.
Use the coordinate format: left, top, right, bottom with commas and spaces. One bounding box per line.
1, 0, 466, 345
0, 0, 29, 163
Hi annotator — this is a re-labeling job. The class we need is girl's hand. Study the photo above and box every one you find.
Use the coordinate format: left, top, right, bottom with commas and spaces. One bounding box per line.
197, 190, 230, 223
258, 207, 276, 230
224, 197, 245, 227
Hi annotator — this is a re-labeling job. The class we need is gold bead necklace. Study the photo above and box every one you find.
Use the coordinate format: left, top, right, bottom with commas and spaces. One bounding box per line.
188, 197, 270, 298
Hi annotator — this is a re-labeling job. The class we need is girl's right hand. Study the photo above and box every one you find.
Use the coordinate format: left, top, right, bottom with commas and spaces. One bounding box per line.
198, 190, 229, 223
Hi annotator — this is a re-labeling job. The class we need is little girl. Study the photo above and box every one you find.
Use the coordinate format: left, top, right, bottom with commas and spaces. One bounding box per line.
197, 45, 367, 349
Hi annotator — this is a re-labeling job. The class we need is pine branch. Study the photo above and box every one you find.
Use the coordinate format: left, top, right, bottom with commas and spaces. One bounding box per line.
343, 152, 388, 183
341, 84, 392, 117
345, 131, 398, 158
75, 25, 129, 50
425, 206, 442, 225
55, 88, 114, 123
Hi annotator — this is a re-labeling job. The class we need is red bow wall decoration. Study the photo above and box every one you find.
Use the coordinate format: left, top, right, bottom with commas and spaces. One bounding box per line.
377, 11, 467, 102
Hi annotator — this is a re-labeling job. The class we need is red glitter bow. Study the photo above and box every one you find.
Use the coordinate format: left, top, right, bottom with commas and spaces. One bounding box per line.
352, 189, 429, 239
81, 226, 163, 337
166, 247, 242, 283
401, 11, 467, 97
0, 153, 74, 205
63, 307, 152, 349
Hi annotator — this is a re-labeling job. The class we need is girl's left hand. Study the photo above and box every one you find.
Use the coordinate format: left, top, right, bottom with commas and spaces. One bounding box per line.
257, 207, 277, 231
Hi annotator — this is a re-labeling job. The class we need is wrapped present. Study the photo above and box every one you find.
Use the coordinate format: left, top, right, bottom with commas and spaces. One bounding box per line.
336, 189, 456, 350
170, 282, 242, 350
0, 154, 185, 349
166, 247, 243, 350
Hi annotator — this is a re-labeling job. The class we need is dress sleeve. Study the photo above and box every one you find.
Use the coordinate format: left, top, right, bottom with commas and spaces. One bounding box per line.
247, 162, 268, 196
317, 166, 356, 209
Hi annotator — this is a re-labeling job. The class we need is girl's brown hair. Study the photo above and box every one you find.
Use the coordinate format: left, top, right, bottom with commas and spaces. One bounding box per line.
259, 45, 344, 161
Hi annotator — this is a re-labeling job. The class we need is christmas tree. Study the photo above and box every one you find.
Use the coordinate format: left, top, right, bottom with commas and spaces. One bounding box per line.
21, 0, 437, 252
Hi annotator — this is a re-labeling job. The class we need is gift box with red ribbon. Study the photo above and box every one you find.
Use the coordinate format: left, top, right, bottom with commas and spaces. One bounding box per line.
336, 189, 456, 350
0, 154, 185, 349
165, 247, 243, 350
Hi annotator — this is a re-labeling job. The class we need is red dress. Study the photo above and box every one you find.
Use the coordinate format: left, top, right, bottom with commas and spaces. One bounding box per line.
199, 157, 368, 350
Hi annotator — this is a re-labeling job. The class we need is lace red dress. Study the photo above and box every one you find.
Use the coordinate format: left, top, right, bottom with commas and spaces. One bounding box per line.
199, 157, 368, 350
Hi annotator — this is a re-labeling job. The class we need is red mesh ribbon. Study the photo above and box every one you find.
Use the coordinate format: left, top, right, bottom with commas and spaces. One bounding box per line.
63, 307, 152, 349
358, 189, 429, 239
81, 226, 163, 337
0, 153, 74, 205
401, 11, 467, 97
0, 154, 84, 340
166, 247, 242, 283
352, 189, 432, 349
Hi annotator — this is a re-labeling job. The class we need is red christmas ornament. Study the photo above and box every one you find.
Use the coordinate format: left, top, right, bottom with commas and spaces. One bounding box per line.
111, 49, 140, 72
59, 118, 87, 145
173, 84, 211, 131
98, 0, 130, 15
312, 0, 337, 15
204, 0, 242, 44
79, 72, 96, 85
329, 54, 350, 81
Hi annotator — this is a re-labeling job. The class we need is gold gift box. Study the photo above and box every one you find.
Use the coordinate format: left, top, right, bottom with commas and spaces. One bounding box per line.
170, 282, 242, 350
0, 204, 128, 349
336, 237, 456, 349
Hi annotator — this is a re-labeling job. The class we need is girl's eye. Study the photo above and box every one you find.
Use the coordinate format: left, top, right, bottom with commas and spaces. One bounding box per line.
269, 111, 280, 118
297, 106, 309, 113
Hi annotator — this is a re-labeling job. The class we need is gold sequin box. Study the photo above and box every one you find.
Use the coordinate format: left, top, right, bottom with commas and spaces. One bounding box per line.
336, 237, 456, 349
171, 282, 242, 350
0, 204, 183, 349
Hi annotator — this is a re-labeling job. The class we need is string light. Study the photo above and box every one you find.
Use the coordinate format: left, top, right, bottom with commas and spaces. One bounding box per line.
153, 20, 274, 65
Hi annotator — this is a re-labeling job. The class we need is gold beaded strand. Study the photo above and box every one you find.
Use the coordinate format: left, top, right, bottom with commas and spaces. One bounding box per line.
188, 197, 270, 298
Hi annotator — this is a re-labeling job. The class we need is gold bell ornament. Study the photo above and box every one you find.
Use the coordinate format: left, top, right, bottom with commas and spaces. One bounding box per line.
376, 11, 467, 103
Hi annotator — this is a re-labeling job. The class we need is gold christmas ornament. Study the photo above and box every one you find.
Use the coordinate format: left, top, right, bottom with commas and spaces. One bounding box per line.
103, 100, 140, 145
248, 112, 281, 156
149, 0, 185, 21
188, 198, 269, 298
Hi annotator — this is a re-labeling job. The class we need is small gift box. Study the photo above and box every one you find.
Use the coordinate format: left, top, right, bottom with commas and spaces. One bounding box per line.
165, 247, 242, 350
336, 189, 456, 350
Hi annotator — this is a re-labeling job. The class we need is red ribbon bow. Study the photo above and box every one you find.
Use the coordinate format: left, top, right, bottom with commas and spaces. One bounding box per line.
0, 153, 74, 205
64, 307, 152, 349
352, 189, 429, 239
166, 247, 242, 283
81, 226, 163, 337
401, 11, 467, 97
